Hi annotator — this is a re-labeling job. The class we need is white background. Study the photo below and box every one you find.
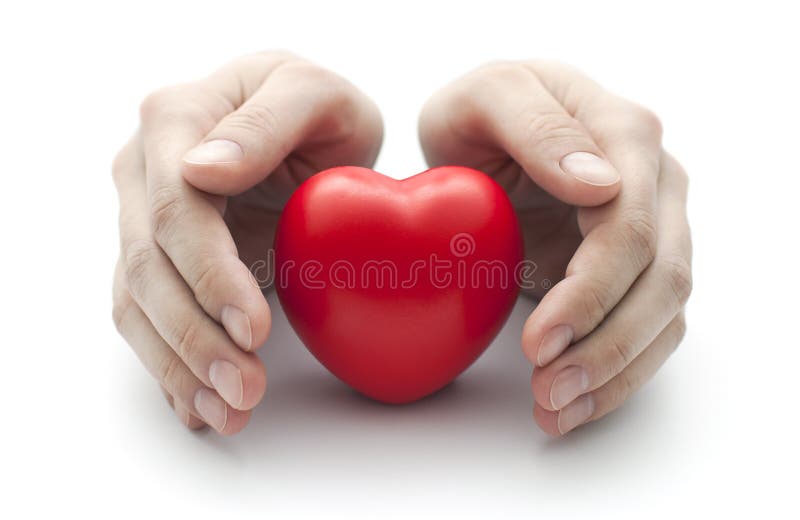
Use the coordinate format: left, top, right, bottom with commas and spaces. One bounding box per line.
1, 1, 798, 518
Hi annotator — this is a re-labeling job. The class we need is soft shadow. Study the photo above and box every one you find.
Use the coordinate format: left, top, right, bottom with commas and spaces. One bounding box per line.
115, 292, 685, 491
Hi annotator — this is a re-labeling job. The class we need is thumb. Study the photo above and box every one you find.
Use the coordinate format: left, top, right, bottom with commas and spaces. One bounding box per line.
181, 63, 329, 196
472, 64, 621, 207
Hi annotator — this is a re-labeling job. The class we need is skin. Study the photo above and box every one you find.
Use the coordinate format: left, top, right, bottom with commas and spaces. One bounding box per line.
112, 53, 692, 436
419, 61, 692, 435
112, 52, 383, 433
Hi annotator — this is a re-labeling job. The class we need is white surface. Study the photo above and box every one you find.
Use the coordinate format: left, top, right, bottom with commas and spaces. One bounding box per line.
1, 0, 798, 517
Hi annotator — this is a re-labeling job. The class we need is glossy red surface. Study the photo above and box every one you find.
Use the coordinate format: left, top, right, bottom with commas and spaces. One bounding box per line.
274, 166, 522, 403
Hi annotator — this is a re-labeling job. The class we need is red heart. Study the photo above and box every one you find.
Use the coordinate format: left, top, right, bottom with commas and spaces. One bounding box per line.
274, 166, 522, 403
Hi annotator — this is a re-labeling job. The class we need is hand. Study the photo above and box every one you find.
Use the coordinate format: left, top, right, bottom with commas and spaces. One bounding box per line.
419, 61, 691, 435
112, 52, 383, 433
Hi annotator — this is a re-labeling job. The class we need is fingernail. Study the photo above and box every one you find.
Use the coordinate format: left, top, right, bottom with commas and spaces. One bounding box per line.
183, 139, 243, 164
209, 360, 243, 408
557, 394, 595, 434
193, 387, 228, 432
222, 305, 252, 350
537, 325, 573, 366
560, 151, 620, 186
550, 365, 590, 410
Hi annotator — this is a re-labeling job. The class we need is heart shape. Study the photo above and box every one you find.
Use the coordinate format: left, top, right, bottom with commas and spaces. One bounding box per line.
274, 166, 522, 403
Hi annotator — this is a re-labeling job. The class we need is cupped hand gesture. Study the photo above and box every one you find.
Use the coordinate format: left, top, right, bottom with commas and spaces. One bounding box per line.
112, 52, 382, 433
419, 61, 692, 435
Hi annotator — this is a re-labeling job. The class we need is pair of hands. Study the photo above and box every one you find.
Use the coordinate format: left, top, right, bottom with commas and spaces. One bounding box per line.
112, 52, 691, 436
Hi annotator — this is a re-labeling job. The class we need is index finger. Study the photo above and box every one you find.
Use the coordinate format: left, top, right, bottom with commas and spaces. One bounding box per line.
521, 67, 664, 365
136, 54, 296, 350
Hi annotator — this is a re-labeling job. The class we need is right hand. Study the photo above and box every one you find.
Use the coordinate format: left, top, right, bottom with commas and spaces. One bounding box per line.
111, 52, 383, 434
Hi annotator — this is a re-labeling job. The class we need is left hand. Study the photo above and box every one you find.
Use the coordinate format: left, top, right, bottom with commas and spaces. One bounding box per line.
418, 60, 692, 435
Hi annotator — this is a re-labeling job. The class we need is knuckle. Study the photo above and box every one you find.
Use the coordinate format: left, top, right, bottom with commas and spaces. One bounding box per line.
123, 239, 158, 297
279, 61, 363, 141
111, 291, 136, 334
618, 208, 658, 269
111, 147, 130, 185
582, 279, 614, 326
173, 318, 202, 365
111, 137, 140, 186
253, 49, 298, 61
446, 81, 478, 113
673, 161, 689, 186
476, 61, 526, 82
658, 254, 693, 305
281, 62, 351, 100
471, 63, 527, 101
139, 85, 183, 120
156, 354, 185, 391
477, 59, 516, 71
149, 183, 186, 245
292, 63, 357, 110
666, 155, 690, 191
440, 85, 484, 137
522, 111, 587, 151
528, 59, 581, 78
611, 369, 636, 405
672, 313, 688, 347
281, 60, 329, 79
631, 105, 663, 138
322, 88, 360, 137
222, 103, 280, 138
607, 332, 636, 369
191, 259, 221, 310
451, 62, 524, 113
603, 100, 663, 143
313, 67, 351, 98
609, 102, 663, 141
